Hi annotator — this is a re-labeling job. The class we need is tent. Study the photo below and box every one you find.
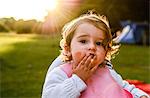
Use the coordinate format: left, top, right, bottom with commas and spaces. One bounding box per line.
115, 21, 149, 45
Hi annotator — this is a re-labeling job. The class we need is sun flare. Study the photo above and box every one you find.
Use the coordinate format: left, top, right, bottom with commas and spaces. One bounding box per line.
0, 0, 58, 21
0, 0, 82, 22
46, 0, 58, 11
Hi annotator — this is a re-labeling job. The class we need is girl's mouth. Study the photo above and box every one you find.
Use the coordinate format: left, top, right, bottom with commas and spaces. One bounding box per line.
89, 53, 95, 59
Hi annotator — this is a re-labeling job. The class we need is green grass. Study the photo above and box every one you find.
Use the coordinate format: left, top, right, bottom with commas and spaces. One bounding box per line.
0, 33, 61, 98
112, 44, 150, 83
0, 33, 150, 98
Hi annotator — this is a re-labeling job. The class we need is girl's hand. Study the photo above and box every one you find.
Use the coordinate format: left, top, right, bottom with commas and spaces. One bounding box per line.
140, 96, 148, 98
72, 54, 98, 82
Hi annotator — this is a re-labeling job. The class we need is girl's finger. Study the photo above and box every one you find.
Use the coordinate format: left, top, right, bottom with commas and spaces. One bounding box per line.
88, 56, 96, 69
79, 55, 89, 67
84, 55, 92, 67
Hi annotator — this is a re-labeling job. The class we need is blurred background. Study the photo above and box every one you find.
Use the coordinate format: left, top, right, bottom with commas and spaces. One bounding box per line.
0, 0, 149, 98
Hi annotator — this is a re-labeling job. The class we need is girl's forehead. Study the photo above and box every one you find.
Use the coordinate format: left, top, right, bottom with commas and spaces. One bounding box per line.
74, 23, 105, 39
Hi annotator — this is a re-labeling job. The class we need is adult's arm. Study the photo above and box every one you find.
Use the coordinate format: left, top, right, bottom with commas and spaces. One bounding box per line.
47, 55, 64, 72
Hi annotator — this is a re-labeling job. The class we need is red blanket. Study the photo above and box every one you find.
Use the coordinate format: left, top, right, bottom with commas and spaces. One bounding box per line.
126, 80, 150, 95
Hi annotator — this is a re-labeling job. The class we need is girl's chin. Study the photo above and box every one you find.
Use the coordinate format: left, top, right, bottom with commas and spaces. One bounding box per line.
93, 60, 104, 66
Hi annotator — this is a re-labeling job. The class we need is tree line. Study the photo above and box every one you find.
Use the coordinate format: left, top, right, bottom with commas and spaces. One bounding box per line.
0, 0, 148, 34
0, 17, 43, 34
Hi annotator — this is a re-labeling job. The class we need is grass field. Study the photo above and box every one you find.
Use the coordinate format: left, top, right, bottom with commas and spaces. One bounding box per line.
0, 33, 150, 98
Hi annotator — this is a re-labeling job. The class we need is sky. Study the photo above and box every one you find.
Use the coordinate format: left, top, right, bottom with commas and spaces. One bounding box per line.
1, 0, 148, 22
0, 0, 58, 21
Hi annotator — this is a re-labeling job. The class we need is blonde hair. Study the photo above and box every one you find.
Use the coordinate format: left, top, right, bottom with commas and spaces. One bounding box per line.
60, 11, 119, 62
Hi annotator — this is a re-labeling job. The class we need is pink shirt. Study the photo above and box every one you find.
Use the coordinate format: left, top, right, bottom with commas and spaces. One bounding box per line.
61, 63, 133, 98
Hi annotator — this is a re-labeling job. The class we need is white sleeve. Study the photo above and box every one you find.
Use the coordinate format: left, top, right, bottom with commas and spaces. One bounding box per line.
109, 69, 150, 98
42, 67, 87, 98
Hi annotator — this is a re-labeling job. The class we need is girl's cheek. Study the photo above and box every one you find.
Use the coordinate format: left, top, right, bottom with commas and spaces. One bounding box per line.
75, 52, 84, 59
76, 52, 82, 57
74, 52, 85, 61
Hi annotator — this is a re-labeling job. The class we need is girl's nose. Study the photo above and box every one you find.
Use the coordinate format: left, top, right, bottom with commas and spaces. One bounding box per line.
88, 43, 96, 51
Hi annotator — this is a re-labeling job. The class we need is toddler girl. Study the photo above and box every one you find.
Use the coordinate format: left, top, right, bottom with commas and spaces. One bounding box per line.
42, 12, 149, 98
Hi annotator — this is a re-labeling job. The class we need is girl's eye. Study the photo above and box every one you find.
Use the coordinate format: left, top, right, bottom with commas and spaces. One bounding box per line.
96, 42, 102, 46
79, 40, 87, 44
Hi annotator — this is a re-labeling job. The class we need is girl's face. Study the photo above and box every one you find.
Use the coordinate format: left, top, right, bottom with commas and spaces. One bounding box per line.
70, 22, 106, 67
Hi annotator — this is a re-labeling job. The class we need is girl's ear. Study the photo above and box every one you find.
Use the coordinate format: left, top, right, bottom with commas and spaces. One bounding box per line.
62, 45, 72, 61
64, 45, 70, 52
